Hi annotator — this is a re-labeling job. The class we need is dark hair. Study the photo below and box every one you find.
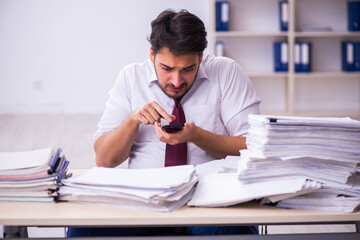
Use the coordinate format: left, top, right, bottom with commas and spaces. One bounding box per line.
148, 9, 208, 56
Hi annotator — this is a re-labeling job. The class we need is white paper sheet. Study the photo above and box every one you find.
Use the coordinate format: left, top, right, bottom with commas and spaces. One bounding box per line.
187, 173, 318, 207
0, 147, 53, 171
70, 165, 195, 189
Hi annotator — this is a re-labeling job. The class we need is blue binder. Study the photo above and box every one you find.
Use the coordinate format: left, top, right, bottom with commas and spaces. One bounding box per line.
48, 148, 62, 174
216, 1, 230, 31
348, 2, 360, 31
342, 41, 355, 71
354, 42, 360, 71
294, 42, 302, 72
274, 41, 288, 72
279, 1, 289, 32
300, 42, 311, 72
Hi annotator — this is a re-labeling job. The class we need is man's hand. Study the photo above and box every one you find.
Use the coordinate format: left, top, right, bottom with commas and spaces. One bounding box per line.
154, 121, 196, 145
155, 121, 246, 159
133, 101, 176, 125
95, 101, 176, 168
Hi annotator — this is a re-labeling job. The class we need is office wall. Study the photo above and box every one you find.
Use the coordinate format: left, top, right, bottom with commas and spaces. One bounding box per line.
0, 0, 210, 114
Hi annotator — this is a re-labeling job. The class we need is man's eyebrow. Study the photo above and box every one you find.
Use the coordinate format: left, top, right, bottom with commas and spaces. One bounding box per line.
183, 64, 196, 70
160, 63, 174, 69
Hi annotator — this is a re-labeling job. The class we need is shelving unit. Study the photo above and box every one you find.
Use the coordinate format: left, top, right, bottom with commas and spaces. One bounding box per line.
210, 0, 360, 119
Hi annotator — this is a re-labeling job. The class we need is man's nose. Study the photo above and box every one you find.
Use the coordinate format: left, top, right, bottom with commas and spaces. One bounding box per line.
170, 71, 183, 87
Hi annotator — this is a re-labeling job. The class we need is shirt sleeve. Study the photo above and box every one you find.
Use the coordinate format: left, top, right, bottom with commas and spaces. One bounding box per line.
220, 61, 261, 137
93, 69, 132, 140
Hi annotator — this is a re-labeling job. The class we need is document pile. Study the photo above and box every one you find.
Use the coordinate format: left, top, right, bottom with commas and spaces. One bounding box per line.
238, 114, 360, 212
0, 147, 70, 203
188, 157, 320, 207
59, 165, 198, 212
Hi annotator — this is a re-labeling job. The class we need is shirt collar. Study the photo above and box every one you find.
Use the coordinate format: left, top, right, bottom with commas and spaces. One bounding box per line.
149, 64, 158, 86
148, 61, 209, 87
195, 63, 208, 82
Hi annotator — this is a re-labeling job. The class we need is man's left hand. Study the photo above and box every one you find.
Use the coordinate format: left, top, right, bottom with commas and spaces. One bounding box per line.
154, 121, 196, 145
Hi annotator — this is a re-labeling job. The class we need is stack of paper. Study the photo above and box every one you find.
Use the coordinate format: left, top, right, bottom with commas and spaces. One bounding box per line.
238, 114, 360, 212
59, 165, 198, 212
188, 157, 320, 207
0, 147, 70, 203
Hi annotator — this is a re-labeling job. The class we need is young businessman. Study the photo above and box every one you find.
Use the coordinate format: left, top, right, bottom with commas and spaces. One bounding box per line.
67, 9, 260, 237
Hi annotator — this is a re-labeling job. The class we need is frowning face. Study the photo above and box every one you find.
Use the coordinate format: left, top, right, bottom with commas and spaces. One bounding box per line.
150, 47, 203, 99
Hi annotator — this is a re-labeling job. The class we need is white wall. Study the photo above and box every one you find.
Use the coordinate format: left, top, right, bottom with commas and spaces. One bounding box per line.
0, 0, 211, 114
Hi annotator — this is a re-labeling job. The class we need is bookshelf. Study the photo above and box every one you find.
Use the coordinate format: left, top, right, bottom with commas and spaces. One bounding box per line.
210, 0, 360, 119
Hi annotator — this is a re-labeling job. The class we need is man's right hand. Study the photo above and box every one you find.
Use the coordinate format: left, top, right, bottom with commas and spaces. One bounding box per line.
95, 101, 176, 168
132, 101, 176, 125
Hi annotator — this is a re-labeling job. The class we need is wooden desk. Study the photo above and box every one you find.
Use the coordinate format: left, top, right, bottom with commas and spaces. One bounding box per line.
1, 201, 359, 239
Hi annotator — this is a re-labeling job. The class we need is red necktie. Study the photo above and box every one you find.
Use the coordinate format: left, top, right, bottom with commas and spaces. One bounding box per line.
164, 99, 187, 167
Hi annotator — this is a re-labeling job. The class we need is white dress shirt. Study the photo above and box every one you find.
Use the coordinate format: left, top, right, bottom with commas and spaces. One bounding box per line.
95, 54, 261, 168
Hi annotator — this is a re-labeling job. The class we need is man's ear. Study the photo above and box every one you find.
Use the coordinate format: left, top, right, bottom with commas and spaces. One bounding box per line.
150, 47, 155, 63
199, 52, 204, 64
